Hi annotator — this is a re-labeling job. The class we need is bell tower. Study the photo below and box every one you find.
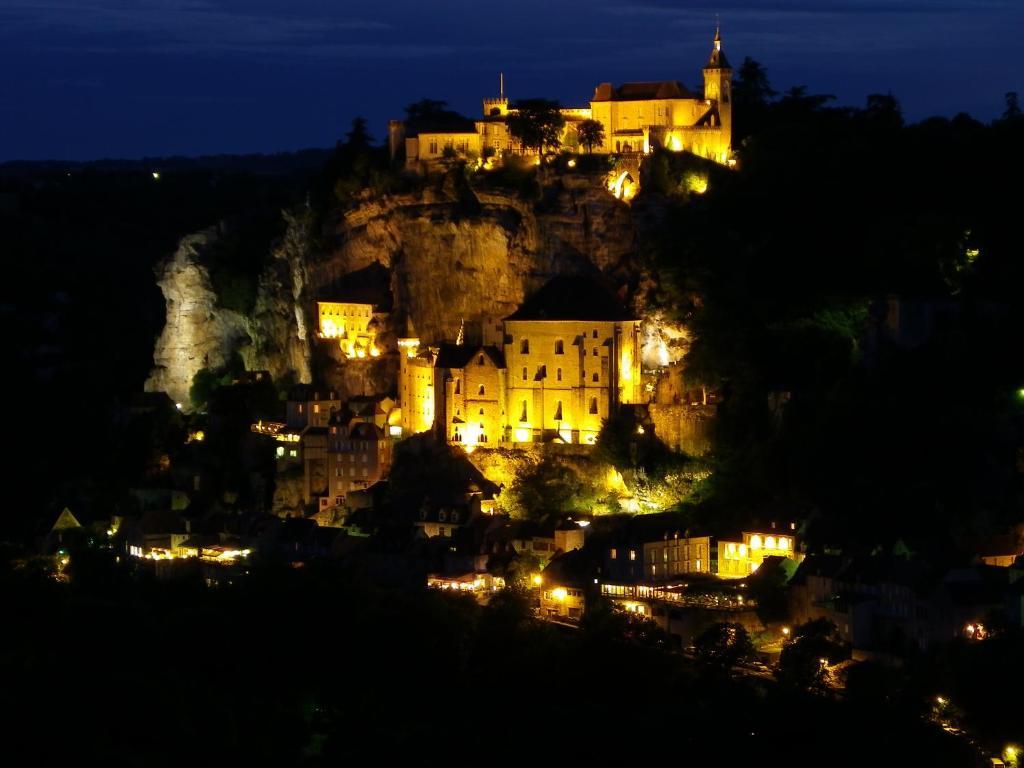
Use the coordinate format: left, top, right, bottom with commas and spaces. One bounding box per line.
702, 25, 733, 159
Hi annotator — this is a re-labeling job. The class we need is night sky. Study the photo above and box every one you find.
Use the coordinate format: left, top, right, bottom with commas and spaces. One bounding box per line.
1, 0, 1021, 161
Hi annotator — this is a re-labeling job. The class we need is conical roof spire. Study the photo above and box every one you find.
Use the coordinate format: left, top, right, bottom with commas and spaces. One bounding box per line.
705, 23, 731, 70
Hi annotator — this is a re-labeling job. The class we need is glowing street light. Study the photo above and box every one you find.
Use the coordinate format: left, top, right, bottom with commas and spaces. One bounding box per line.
531, 574, 543, 587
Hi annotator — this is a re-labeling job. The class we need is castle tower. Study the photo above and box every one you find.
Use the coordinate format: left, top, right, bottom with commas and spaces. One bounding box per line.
702, 25, 733, 160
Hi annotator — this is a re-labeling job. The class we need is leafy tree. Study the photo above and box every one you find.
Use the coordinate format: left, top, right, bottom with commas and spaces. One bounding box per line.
776, 618, 846, 693
405, 98, 449, 121
864, 92, 904, 131
694, 622, 755, 669
576, 119, 605, 154
507, 99, 565, 156
345, 116, 373, 150
733, 57, 776, 108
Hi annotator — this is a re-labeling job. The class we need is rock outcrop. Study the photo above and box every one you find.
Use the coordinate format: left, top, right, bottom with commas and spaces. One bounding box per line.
147, 170, 668, 407
145, 228, 251, 408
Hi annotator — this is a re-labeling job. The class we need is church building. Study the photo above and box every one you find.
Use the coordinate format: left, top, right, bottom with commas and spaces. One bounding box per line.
398, 275, 642, 447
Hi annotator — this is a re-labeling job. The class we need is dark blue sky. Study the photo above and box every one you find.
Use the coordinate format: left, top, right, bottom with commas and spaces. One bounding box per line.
1, 0, 1021, 161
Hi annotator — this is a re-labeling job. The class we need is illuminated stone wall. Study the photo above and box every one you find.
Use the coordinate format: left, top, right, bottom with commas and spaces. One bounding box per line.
440, 350, 506, 447
398, 339, 436, 436
649, 403, 715, 457
503, 319, 640, 445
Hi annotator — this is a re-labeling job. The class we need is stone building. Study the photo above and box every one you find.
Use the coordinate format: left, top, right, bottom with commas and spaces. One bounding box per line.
397, 275, 641, 447
389, 28, 732, 169
326, 418, 393, 506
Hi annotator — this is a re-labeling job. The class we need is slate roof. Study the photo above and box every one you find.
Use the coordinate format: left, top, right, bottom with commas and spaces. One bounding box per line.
405, 111, 478, 137
435, 344, 506, 370
505, 275, 635, 322
592, 81, 696, 102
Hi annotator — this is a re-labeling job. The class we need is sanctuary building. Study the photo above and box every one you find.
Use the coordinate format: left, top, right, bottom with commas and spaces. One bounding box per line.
398, 276, 642, 447
390, 28, 732, 170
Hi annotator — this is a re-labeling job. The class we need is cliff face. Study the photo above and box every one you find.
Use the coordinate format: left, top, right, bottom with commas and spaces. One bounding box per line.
145, 229, 250, 407
146, 214, 313, 409
312, 174, 637, 345
147, 171, 655, 406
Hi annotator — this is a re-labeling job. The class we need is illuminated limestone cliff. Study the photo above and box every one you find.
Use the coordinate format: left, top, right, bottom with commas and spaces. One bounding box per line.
145, 214, 313, 409
147, 171, 693, 412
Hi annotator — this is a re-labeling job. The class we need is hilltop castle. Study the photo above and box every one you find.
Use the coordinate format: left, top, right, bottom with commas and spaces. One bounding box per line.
389, 28, 732, 171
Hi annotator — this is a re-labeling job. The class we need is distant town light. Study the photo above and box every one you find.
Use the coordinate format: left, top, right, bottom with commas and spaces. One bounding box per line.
175, 402, 183, 410
152, 171, 160, 180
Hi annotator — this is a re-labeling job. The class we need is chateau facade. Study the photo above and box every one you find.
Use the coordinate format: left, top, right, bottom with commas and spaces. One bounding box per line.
390, 28, 732, 169
398, 276, 642, 447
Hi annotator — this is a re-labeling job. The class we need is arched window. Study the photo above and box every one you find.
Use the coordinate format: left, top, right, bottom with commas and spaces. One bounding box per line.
554, 401, 563, 421
556, 368, 562, 382
478, 355, 485, 365
592, 373, 599, 382
478, 384, 485, 395
589, 397, 598, 414
554, 339, 564, 354
454, 378, 461, 394
520, 338, 529, 354
519, 401, 528, 422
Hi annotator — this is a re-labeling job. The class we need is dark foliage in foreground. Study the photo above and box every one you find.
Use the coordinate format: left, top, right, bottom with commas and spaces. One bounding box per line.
0, 553, 979, 767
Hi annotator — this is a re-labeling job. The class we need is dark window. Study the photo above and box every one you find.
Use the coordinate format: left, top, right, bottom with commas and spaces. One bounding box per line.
554, 401, 563, 421
520, 338, 529, 354
554, 339, 564, 354
478, 384, 485, 395
589, 398, 598, 414
592, 373, 599, 382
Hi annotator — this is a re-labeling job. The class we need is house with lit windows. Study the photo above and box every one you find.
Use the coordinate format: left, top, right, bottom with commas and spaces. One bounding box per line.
643, 527, 801, 581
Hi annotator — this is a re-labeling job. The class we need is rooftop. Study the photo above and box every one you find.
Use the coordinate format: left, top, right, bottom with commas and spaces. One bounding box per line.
505, 275, 635, 322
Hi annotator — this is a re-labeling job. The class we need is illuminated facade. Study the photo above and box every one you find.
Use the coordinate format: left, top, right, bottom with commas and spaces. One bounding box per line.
644, 530, 799, 580
396, 276, 642, 447
589, 28, 732, 162
317, 301, 380, 358
389, 28, 731, 169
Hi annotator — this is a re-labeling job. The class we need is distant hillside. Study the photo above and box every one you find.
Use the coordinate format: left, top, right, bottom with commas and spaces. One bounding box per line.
0, 148, 334, 178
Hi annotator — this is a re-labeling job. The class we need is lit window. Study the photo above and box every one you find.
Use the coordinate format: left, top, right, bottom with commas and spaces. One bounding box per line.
289, 449, 297, 458
765, 536, 776, 550
610, 548, 618, 559
750, 535, 762, 550
629, 550, 636, 561
313, 404, 320, 414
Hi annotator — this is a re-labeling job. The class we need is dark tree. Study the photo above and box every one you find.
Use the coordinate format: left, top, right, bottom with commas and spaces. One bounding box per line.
345, 117, 373, 149
864, 92, 904, 131
507, 99, 565, 156
733, 57, 776, 108
693, 622, 755, 669
405, 98, 449, 120
576, 119, 605, 154
1004, 91, 1022, 121
776, 618, 846, 693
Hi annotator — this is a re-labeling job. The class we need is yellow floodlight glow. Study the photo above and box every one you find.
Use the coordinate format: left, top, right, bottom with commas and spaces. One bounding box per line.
552, 587, 568, 602
532, 574, 543, 587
